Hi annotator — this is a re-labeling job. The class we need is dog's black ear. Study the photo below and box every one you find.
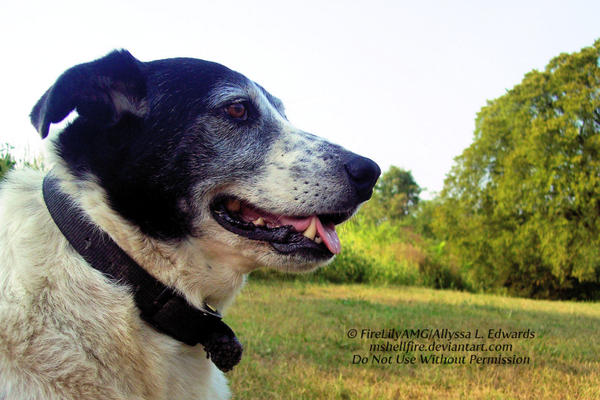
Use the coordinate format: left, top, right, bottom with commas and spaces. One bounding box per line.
31, 50, 147, 139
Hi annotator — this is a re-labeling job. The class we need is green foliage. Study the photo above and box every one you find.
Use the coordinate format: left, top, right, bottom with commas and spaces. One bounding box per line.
0, 144, 16, 181
321, 218, 421, 285
433, 40, 600, 299
359, 166, 421, 224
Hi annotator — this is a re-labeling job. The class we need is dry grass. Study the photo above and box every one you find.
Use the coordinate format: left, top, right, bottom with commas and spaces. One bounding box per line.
226, 280, 600, 399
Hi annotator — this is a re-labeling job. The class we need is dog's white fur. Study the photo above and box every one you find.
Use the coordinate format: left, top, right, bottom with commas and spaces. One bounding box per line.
0, 163, 243, 400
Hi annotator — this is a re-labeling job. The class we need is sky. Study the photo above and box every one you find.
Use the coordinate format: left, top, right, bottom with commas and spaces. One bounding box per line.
1, 0, 598, 198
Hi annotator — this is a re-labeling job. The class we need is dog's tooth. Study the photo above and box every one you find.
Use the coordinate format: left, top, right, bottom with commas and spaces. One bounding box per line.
315, 236, 322, 244
302, 217, 317, 240
253, 217, 265, 226
227, 199, 241, 212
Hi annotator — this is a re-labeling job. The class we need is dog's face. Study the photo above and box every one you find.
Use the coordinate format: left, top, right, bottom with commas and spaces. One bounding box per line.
31, 51, 380, 272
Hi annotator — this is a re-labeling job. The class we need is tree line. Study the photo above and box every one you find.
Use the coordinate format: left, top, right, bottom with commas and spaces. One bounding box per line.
368, 40, 600, 299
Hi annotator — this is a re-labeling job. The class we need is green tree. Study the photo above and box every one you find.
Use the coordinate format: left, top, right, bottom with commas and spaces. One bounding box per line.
433, 40, 600, 299
359, 166, 421, 224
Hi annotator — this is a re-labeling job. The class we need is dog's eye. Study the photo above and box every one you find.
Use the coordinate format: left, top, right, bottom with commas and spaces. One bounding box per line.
225, 103, 248, 120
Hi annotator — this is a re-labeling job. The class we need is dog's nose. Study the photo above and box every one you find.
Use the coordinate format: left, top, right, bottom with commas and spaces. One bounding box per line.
344, 155, 381, 202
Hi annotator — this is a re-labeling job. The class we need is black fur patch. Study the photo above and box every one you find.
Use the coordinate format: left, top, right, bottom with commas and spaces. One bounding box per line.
49, 53, 278, 239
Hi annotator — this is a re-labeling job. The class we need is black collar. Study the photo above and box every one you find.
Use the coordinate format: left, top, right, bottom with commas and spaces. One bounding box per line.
42, 172, 242, 372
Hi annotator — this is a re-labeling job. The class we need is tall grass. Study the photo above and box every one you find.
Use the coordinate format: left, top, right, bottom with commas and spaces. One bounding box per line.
0, 143, 46, 181
0, 144, 17, 181
319, 219, 422, 285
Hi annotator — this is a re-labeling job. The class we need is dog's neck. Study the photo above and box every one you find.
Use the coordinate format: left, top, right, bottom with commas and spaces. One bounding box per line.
51, 162, 247, 312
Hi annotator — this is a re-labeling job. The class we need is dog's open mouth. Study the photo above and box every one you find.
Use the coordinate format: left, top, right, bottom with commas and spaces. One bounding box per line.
210, 196, 353, 258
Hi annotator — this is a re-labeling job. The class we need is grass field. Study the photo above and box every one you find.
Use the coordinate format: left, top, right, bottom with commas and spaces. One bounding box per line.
226, 280, 600, 399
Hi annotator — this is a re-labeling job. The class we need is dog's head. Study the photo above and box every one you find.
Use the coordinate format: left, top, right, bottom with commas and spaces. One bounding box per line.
31, 50, 380, 272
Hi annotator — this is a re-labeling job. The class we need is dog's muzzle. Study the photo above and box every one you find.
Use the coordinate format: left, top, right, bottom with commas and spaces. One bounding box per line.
210, 154, 380, 260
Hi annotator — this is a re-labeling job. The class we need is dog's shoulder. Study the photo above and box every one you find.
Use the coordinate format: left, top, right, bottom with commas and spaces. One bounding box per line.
0, 168, 65, 284
0, 168, 133, 398
0, 168, 52, 283
0, 168, 45, 213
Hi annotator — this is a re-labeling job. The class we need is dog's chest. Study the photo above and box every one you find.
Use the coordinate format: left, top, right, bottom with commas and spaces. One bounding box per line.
0, 172, 230, 400
158, 345, 230, 400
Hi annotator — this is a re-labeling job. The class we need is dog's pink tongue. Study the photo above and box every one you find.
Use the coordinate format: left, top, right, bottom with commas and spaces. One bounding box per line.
279, 215, 341, 254
315, 217, 341, 255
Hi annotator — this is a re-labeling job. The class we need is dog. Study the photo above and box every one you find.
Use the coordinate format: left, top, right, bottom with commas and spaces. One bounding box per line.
0, 50, 380, 399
